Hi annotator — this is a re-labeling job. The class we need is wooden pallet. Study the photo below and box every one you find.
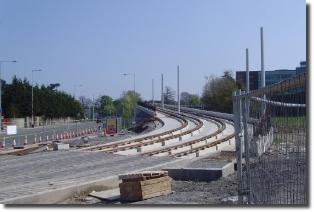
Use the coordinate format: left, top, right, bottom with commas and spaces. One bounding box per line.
119, 171, 171, 202
119, 170, 168, 181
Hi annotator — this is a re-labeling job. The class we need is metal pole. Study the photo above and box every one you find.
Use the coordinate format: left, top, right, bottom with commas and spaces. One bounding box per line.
177, 65, 180, 113
260, 27, 265, 88
233, 90, 243, 204
246, 48, 250, 93
31, 69, 42, 127
92, 95, 95, 121
161, 74, 164, 109
32, 71, 34, 127
260, 27, 266, 115
133, 73, 136, 124
241, 96, 252, 203
152, 79, 154, 105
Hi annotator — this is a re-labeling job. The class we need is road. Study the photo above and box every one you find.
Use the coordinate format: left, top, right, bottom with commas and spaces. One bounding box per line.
0, 121, 101, 148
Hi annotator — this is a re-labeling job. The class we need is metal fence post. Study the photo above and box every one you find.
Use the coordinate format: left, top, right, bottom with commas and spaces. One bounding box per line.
241, 95, 252, 203
233, 90, 243, 203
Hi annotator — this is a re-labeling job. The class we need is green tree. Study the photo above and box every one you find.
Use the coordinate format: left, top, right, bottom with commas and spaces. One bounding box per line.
190, 94, 201, 106
201, 71, 239, 113
97, 95, 116, 116
120, 90, 141, 120
2, 75, 84, 119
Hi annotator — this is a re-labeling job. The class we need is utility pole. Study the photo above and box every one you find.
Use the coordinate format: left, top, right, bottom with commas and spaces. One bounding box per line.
32, 69, 42, 128
161, 74, 164, 109
246, 48, 250, 93
260, 27, 265, 88
260, 27, 266, 115
177, 65, 180, 113
92, 95, 95, 121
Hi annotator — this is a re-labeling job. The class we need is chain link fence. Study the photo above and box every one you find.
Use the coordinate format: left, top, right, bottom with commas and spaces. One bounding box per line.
233, 73, 307, 205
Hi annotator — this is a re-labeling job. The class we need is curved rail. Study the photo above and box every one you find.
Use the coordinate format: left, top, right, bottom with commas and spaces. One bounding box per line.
141, 114, 225, 156
99, 109, 204, 153
173, 120, 234, 157
144, 107, 235, 158
81, 108, 190, 151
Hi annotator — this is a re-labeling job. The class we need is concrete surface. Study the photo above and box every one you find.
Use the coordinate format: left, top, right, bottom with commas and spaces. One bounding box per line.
163, 161, 234, 182
0, 150, 180, 204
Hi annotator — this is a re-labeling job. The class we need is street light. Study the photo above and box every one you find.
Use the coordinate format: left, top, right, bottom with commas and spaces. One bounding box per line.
122, 73, 136, 124
32, 69, 42, 127
0, 60, 17, 130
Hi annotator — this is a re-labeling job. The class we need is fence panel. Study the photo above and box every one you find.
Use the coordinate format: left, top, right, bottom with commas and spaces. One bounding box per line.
234, 73, 307, 205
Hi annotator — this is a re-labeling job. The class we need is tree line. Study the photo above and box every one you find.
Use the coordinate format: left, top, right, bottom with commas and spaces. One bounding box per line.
2, 70, 240, 120
2, 76, 84, 119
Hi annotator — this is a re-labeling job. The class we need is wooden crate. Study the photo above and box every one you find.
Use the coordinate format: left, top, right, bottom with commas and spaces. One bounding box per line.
119, 171, 171, 202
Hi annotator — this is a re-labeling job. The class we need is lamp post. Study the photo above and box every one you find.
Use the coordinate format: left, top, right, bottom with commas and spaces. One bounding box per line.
122, 73, 136, 124
32, 69, 42, 127
0, 60, 17, 130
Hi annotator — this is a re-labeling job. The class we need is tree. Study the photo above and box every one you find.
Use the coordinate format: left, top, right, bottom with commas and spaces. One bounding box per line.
164, 86, 175, 104
201, 70, 239, 113
2, 75, 84, 119
47, 83, 60, 90
120, 90, 141, 121
190, 94, 201, 106
180, 92, 201, 106
97, 95, 116, 117
180, 92, 192, 105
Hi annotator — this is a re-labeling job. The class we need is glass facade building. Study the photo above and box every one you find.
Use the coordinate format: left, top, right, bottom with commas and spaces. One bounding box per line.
236, 61, 307, 91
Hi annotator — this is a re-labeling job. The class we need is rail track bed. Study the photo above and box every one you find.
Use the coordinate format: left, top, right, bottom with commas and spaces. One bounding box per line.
80, 107, 235, 159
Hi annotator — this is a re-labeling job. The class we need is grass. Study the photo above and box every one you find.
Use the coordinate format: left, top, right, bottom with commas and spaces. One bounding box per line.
271, 116, 306, 127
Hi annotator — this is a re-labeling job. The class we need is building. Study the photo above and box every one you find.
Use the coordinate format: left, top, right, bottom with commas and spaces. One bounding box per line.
296, 61, 307, 75
236, 61, 307, 91
235, 71, 259, 91
263, 69, 296, 86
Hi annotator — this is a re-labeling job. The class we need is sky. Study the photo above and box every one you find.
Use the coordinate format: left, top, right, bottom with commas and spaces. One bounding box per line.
0, 0, 306, 100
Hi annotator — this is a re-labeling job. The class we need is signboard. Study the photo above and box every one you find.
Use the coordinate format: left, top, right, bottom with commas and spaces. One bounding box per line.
7, 125, 17, 135
106, 118, 117, 135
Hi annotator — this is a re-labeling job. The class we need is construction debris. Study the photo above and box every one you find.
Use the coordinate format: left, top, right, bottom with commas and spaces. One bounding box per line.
89, 188, 120, 201
119, 171, 172, 202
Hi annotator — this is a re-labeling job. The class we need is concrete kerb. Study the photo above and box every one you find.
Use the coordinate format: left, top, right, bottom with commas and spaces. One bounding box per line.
1, 158, 189, 204
0, 176, 119, 204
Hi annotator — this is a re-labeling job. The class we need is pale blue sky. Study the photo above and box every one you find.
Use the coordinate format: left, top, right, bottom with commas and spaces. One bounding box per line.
0, 0, 306, 100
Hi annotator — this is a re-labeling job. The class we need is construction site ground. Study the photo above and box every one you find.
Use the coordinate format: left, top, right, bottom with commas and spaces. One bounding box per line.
61, 151, 238, 205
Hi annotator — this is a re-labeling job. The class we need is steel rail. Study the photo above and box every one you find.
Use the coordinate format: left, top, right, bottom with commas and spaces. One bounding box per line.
100, 110, 204, 153
141, 115, 225, 156
81, 108, 189, 151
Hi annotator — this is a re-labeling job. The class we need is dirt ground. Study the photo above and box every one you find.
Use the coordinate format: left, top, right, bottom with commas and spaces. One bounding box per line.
62, 173, 238, 205
133, 173, 238, 205
62, 151, 239, 205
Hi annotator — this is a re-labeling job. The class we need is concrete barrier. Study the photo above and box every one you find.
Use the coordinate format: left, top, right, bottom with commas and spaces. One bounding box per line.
53, 143, 70, 151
